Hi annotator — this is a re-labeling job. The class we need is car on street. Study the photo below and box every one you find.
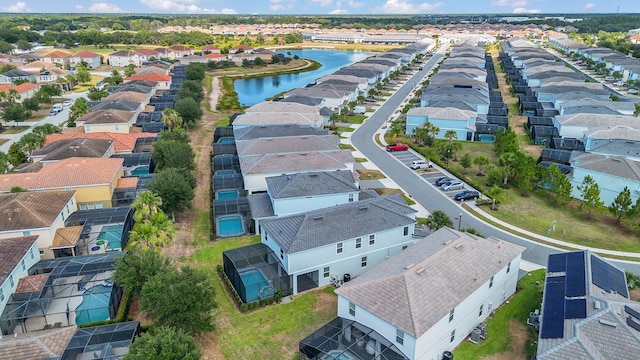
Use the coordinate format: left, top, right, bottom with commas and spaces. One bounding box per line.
49, 109, 59, 116
63, 99, 74, 107
628, 88, 639, 95
441, 180, 464, 191
604, 76, 615, 82
453, 190, 480, 202
386, 143, 409, 152
410, 159, 432, 170
435, 177, 452, 186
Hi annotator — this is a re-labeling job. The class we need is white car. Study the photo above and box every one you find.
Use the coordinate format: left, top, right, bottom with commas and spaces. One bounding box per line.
410, 160, 433, 170
63, 99, 74, 107
628, 88, 639, 95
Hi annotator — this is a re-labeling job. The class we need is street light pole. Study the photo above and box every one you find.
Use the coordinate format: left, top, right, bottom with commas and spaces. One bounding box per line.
458, 213, 462, 231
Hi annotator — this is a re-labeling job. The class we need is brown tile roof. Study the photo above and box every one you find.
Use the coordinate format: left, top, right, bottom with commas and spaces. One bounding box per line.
335, 228, 525, 337
0, 191, 75, 231
136, 48, 159, 56
20, 60, 55, 70
31, 138, 114, 161
51, 226, 83, 249
0, 236, 38, 285
78, 109, 136, 125
72, 51, 100, 58
0, 83, 39, 94
0, 157, 123, 192
116, 177, 138, 189
15, 273, 50, 293
45, 132, 157, 152
103, 91, 148, 103
124, 73, 171, 82
44, 50, 72, 58
0, 326, 77, 360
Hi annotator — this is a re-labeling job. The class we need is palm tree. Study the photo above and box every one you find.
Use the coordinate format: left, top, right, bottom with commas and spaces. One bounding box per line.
357, 95, 365, 104
422, 122, 440, 146
426, 210, 453, 231
486, 185, 506, 211
473, 155, 490, 176
127, 221, 156, 250
132, 191, 163, 223
148, 212, 176, 248
444, 130, 457, 144
347, 101, 357, 115
388, 121, 404, 143
161, 108, 183, 132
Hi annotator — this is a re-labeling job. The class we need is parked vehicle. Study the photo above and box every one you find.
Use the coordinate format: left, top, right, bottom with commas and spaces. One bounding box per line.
628, 88, 639, 95
613, 81, 625, 87
604, 76, 615, 82
52, 103, 63, 112
441, 180, 464, 191
454, 190, 480, 202
418, 66, 424, 70
353, 105, 366, 115
410, 159, 432, 170
49, 109, 59, 116
63, 99, 74, 107
365, 98, 376, 103
386, 143, 409, 152
435, 177, 452, 186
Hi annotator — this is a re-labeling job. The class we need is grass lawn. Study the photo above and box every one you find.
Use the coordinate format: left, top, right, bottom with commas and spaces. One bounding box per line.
356, 169, 386, 180
343, 115, 366, 124
189, 237, 337, 360
335, 126, 354, 133
355, 157, 368, 163
373, 188, 415, 205
339, 144, 355, 151
0, 126, 31, 134
73, 74, 105, 93
454, 269, 545, 359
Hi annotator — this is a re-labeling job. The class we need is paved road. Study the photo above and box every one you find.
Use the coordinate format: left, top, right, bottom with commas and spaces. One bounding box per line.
351, 49, 640, 274
0, 92, 88, 153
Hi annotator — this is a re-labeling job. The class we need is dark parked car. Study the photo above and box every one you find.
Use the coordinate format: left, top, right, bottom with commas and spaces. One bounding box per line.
435, 177, 452, 186
454, 190, 480, 202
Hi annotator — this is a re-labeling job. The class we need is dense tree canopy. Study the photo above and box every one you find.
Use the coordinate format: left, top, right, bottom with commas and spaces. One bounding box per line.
124, 326, 201, 360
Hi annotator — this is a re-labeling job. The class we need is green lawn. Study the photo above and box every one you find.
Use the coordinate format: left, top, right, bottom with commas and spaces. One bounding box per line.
335, 126, 354, 133
343, 115, 366, 124
454, 269, 545, 359
339, 144, 355, 151
0, 126, 31, 134
189, 236, 337, 360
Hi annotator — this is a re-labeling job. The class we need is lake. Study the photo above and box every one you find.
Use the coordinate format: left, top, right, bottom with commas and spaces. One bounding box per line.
234, 49, 374, 106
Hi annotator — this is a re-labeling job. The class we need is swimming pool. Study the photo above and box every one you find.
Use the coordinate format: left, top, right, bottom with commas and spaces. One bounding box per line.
216, 215, 245, 237
216, 189, 239, 200
98, 225, 124, 250
322, 349, 355, 360
215, 169, 236, 175
216, 137, 235, 144
75, 285, 112, 325
241, 268, 274, 303
131, 166, 150, 176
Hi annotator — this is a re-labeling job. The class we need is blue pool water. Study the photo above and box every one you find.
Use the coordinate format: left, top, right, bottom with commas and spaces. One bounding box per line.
323, 350, 355, 360
216, 189, 239, 200
241, 269, 274, 303
216, 215, 245, 237
215, 169, 236, 175
216, 137, 235, 144
131, 166, 150, 176
99, 225, 123, 250
75, 285, 111, 325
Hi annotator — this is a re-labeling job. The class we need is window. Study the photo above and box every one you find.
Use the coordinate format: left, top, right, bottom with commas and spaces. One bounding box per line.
64, 187, 72, 191
280, 249, 284, 260
323, 267, 330, 278
114, 124, 120, 131
39, 250, 44, 255
349, 302, 356, 316
449, 309, 455, 322
61, 212, 65, 221
402, 245, 408, 251
450, 329, 456, 343
489, 276, 494, 288
355, 238, 362, 249
0, 288, 4, 302
264, 232, 268, 242
396, 329, 404, 345
85, 125, 91, 132
479, 304, 484, 317
20, 260, 26, 272
507, 261, 511, 273
369, 234, 375, 246
361, 256, 367, 268
29, 248, 34, 260
403, 226, 409, 236
337, 242, 343, 254
9, 274, 15, 288
348, 193, 354, 202
22, 231, 31, 236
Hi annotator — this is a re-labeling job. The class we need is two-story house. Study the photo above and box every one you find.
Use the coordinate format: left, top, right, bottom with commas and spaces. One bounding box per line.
406, 106, 477, 141
0, 235, 40, 317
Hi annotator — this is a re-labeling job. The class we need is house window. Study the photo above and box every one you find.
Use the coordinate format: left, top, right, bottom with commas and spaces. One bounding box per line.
355, 238, 362, 249
20, 260, 26, 272
396, 329, 404, 345
323, 267, 330, 278
450, 329, 456, 343
39, 250, 44, 255
29, 248, 34, 260
349, 302, 356, 316
96, 203, 103, 209
0, 288, 4, 302
369, 234, 375, 245
403, 226, 409, 236
22, 230, 31, 236
489, 276, 494, 288
361, 256, 367, 268
337, 242, 343, 254
61, 212, 65, 221
507, 261, 511, 273
348, 193, 354, 202
9, 275, 15, 288
280, 249, 284, 260
264, 232, 268, 242
449, 309, 455, 322
85, 125, 91, 132
402, 245, 408, 251
64, 187, 72, 191
114, 125, 120, 131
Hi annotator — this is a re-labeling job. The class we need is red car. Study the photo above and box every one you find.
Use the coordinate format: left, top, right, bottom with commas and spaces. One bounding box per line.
386, 143, 409, 151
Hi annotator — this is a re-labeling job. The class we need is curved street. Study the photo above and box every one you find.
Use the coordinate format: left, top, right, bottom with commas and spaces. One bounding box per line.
350, 50, 640, 274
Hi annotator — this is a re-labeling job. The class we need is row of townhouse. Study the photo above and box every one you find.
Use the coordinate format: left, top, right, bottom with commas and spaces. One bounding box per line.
502, 37, 640, 206
0, 50, 102, 69
107, 45, 195, 66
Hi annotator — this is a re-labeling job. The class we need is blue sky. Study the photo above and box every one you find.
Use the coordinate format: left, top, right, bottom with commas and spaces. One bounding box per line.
1, 0, 637, 15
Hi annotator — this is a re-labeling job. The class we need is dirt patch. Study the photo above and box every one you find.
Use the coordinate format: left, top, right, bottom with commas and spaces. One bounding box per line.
481, 319, 529, 360
314, 292, 338, 315
356, 169, 386, 180
630, 288, 640, 302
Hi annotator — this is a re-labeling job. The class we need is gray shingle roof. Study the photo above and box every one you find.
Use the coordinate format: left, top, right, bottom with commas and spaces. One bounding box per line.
239, 150, 354, 175
233, 124, 328, 141
335, 228, 525, 337
571, 153, 640, 181
31, 138, 113, 162
235, 135, 339, 157
247, 192, 275, 218
88, 99, 140, 112
0, 191, 75, 232
260, 195, 416, 254
266, 170, 357, 199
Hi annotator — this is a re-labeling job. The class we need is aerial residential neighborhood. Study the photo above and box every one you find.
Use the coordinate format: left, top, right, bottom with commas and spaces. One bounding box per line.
1, 3, 640, 360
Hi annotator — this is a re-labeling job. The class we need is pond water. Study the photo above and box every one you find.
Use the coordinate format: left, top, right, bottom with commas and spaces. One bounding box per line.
234, 49, 374, 106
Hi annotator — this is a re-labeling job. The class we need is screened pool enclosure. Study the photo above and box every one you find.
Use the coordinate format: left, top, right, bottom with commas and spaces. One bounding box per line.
60, 321, 140, 360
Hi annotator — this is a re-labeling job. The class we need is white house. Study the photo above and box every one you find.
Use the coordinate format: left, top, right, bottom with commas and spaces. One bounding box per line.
300, 228, 525, 360
570, 153, 640, 206
260, 195, 417, 294
0, 235, 41, 318
0, 191, 78, 259
69, 51, 102, 68
405, 107, 477, 141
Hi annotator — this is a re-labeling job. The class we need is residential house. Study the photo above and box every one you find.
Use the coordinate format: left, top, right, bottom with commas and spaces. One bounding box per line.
203, 53, 226, 62
584, 125, 640, 156
69, 51, 102, 68
0, 236, 40, 317
0, 157, 124, 210
0, 325, 76, 359
236, 134, 340, 157
87, 99, 143, 114
285, 86, 353, 112
0, 191, 77, 259
570, 153, 640, 206
44, 132, 157, 154
103, 91, 152, 107
553, 113, 640, 139
30, 138, 115, 163
0, 83, 39, 103
260, 195, 417, 295
232, 111, 325, 129
135, 49, 161, 64
167, 45, 195, 59
233, 124, 329, 142
179, 55, 208, 65
406, 107, 477, 141
537, 250, 640, 359
239, 150, 355, 193
123, 73, 171, 89
107, 50, 140, 67
41, 50, 72, 66
300, 227, 525, 360
76, 109, 138, 134
0, 69, 36, 84
202, 45, 221, 54
229, 44, 253, 54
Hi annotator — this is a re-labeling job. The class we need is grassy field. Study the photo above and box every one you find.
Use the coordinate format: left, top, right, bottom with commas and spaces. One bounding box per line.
454, 269, 544, 359
189, 237, 337, 360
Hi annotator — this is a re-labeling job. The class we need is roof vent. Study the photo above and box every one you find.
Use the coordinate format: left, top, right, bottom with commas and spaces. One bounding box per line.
415, 267, 425, 274
309, 173, 318, 177
405, 263, 415, 270
454, 243, 463, 250
594, 300, 602, 310
313, 215, 324, 220
444, 240, 453, 245
599, 319, 617, 328
358, 205, 368, 210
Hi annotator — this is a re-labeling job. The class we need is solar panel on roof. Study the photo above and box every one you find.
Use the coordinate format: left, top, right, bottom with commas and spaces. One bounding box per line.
565, 252, 586, 297
547, 253, 566, 273
541, 280, 565, 338
610, 269, 629, 298
591, 255, 611, 292
564, 299, 587, 319
626, 305, 640, 320
627, 317, 640, 332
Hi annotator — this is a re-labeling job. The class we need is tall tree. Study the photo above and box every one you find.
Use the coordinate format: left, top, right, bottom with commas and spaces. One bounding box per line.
75, 62, 91, 83
140, 266, 217, 334
609, 186, 632, 224
132, 190, 163, 223
494, 127, 519, 155
578, 175, 604, 218
128, 212, 176, 250
1, 104, 32, 126
486, 185, 506, 211
68, 97, 90, 126
7, 142, 28, 166
444, 130, 457, 144
124, 64, 136, 78
0, 151, 10, 174
174, 98, 202, 126
425, 210, 453, 231
148, 168, 195, 216
123, 326, 201, 360
152, 140, 195, 172
161, 108, 183, 132
473, 155, 489, 176
113, 247, 169, 294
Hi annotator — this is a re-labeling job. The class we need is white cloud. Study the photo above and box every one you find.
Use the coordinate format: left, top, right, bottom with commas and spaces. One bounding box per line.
3, 1, 30, 12
584, 3, 595, 10
330, 8, 348, 14
88, 3, 124, 13
373, 0, 443, 14
310, 0, 333, 7
491, 0, 528, 6
347, 0, 363, 7
513, 7, 541, 13
269, 0, 297, 11
139, 0, 237, 14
